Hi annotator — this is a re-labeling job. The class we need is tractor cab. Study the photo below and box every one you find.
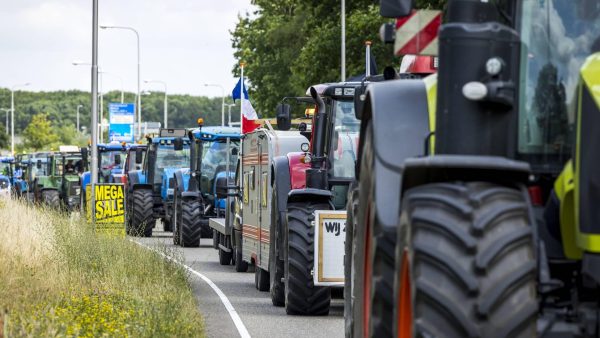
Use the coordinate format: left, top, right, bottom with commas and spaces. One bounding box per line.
80, 142, 129, 203
126, 128, 190, 236
285, 82, 361, 209
171, 123, 241, 247
35, 146, 87, 210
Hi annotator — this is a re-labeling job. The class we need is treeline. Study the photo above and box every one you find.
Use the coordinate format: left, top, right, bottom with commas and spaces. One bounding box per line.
0, 88, 236, 136
230, 0, 445, 114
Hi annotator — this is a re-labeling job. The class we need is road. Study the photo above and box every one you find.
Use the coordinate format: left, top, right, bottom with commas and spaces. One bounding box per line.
137, 227, 344, 338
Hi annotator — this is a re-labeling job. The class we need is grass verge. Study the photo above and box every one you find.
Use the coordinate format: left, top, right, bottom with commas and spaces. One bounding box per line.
0, 198, 204, 337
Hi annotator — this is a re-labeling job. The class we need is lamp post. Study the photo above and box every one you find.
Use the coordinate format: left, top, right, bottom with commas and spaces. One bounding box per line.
0, 108, 10, 134
226, 103, 236, 127
100, 24, 141, 139
204, 83, 225, 126
77, 105, 83, 133
341, 0, 346, 81
10, 83, 30, 155
144, 79, 168, 128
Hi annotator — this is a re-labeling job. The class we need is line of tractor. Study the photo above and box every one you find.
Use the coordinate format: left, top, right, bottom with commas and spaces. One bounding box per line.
4, 0, 599, 336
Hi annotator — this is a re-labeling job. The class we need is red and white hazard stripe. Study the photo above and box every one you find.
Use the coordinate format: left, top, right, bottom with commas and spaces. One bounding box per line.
394, 10, 441, 56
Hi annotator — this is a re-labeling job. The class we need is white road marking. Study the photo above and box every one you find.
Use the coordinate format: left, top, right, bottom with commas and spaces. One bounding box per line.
132, 240, 251, 338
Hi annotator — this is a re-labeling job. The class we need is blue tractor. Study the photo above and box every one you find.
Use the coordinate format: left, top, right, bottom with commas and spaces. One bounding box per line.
126, 129, 190, 237
80, 142, 129, 200
171, 123, 240, 247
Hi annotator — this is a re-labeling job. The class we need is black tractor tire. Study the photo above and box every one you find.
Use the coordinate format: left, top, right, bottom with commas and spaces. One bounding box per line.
234, 229, 248, 272
163, 218, 172, 232
284, 201, 331, 316
212, 229, 219, 249
351, 122, 397, 337
270, 184, 285, 306
132, 189, 154, 237
344, 184, 359, 337
172, 191, 181, 245
393, 182, 538, 338
219, 246, 233, 265
42, 189, 60, 209
255, 265, 270, 291
180, 199, 202, 247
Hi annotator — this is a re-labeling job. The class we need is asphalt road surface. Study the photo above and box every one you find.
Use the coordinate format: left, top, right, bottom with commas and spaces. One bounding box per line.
137, 226, 344, 338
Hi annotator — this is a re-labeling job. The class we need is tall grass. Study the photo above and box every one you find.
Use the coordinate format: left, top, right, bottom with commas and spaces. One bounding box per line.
0, 198, 204, 337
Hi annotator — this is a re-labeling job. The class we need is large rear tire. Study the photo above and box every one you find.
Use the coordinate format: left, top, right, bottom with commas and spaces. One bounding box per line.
351, 122, 397, 337
270, 184, 285, 306
180, 199, 201, 247
234, 229, 248, 272
344, 184, 359, 337
394, 182, 538, 338
42, 189, 60, 209
284, 201, 331, 316
172, 188, 181, 245
132, 189, 154, 237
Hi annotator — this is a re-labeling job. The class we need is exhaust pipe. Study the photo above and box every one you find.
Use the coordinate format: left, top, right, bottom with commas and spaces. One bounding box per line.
365, 41, 372, 78
309, 86, 327, 169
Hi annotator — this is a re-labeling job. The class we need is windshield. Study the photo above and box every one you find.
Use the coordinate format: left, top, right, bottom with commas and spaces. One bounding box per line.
200, 140, 239, 182
519, 0, 600, 165
100, 150, 126, 170
154, 145, 190, 183
56, 156, 84, 175
330, 100, 360, 178
32, 159, 49, 177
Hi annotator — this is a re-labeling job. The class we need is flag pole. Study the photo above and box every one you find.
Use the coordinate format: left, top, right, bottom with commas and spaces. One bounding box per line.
240, 61, 245, 134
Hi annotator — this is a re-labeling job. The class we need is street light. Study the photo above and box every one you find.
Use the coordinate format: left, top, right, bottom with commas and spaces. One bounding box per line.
100, 24, 141, 139
226, 103, 236, 127
77, 105, 83, 133
0, 108, 10, 134
144, 79, 168, 128
204, 83, 225, 126
10, 83, 30, 155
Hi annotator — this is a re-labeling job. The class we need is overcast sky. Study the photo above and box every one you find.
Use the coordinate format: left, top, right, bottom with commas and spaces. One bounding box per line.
0, 1, 256, 96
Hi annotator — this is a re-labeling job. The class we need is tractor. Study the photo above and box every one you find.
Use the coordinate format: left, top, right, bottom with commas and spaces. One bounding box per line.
347, 0, 600, 337
80, 142, 129, 211
126, 129, 190, 237
257, 82, 362, 315
171, 122, 241, 247
33, 146, 86, 210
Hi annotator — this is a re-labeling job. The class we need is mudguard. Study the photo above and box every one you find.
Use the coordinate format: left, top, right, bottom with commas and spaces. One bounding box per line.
402, 155, 531, 194
81, 172, 91, 193
182, 191, 201, 200
132, 183, 153, 191
272, 156, 292, 252
174, 169, 186, 194
288, 188, 333, 204
358, 79, 432, 228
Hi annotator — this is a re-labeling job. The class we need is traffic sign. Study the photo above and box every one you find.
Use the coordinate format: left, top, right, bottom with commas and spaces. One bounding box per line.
108, 103, 135, 143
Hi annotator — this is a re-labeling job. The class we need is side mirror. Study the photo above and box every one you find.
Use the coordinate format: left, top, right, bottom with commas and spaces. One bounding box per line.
380, 0, 414, 18
36, 160, 42, 169
135, 148, 144, 164
215, 176, 229, 199
276, 103, 292, 131
174, 137, 184, 151
231, 147, 239, 156
354, 86, 367, 120
81, 147, 89, 162
114, 154, 122, 165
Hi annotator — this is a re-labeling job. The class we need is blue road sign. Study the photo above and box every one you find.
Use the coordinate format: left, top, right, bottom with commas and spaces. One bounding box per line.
109, 103, 135, 143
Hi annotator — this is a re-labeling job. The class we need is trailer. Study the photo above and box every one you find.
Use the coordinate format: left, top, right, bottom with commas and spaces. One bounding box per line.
209, 126, 306, 270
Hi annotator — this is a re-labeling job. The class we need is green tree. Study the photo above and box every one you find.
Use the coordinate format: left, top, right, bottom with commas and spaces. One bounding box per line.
0, 124, 8, 150
231, 0, 444, 116
21, 114, 59, 151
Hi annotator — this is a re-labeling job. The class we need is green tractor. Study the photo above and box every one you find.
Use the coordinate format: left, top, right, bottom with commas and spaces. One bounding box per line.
347, 0, 600, 337
33, 146, 87, 210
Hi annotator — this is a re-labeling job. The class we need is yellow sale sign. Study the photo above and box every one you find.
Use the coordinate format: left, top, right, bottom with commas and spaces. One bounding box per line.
86, 183, 126, 235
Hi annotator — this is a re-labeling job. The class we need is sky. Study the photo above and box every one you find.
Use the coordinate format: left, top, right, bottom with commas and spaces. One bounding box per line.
0, 0, 256, 97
